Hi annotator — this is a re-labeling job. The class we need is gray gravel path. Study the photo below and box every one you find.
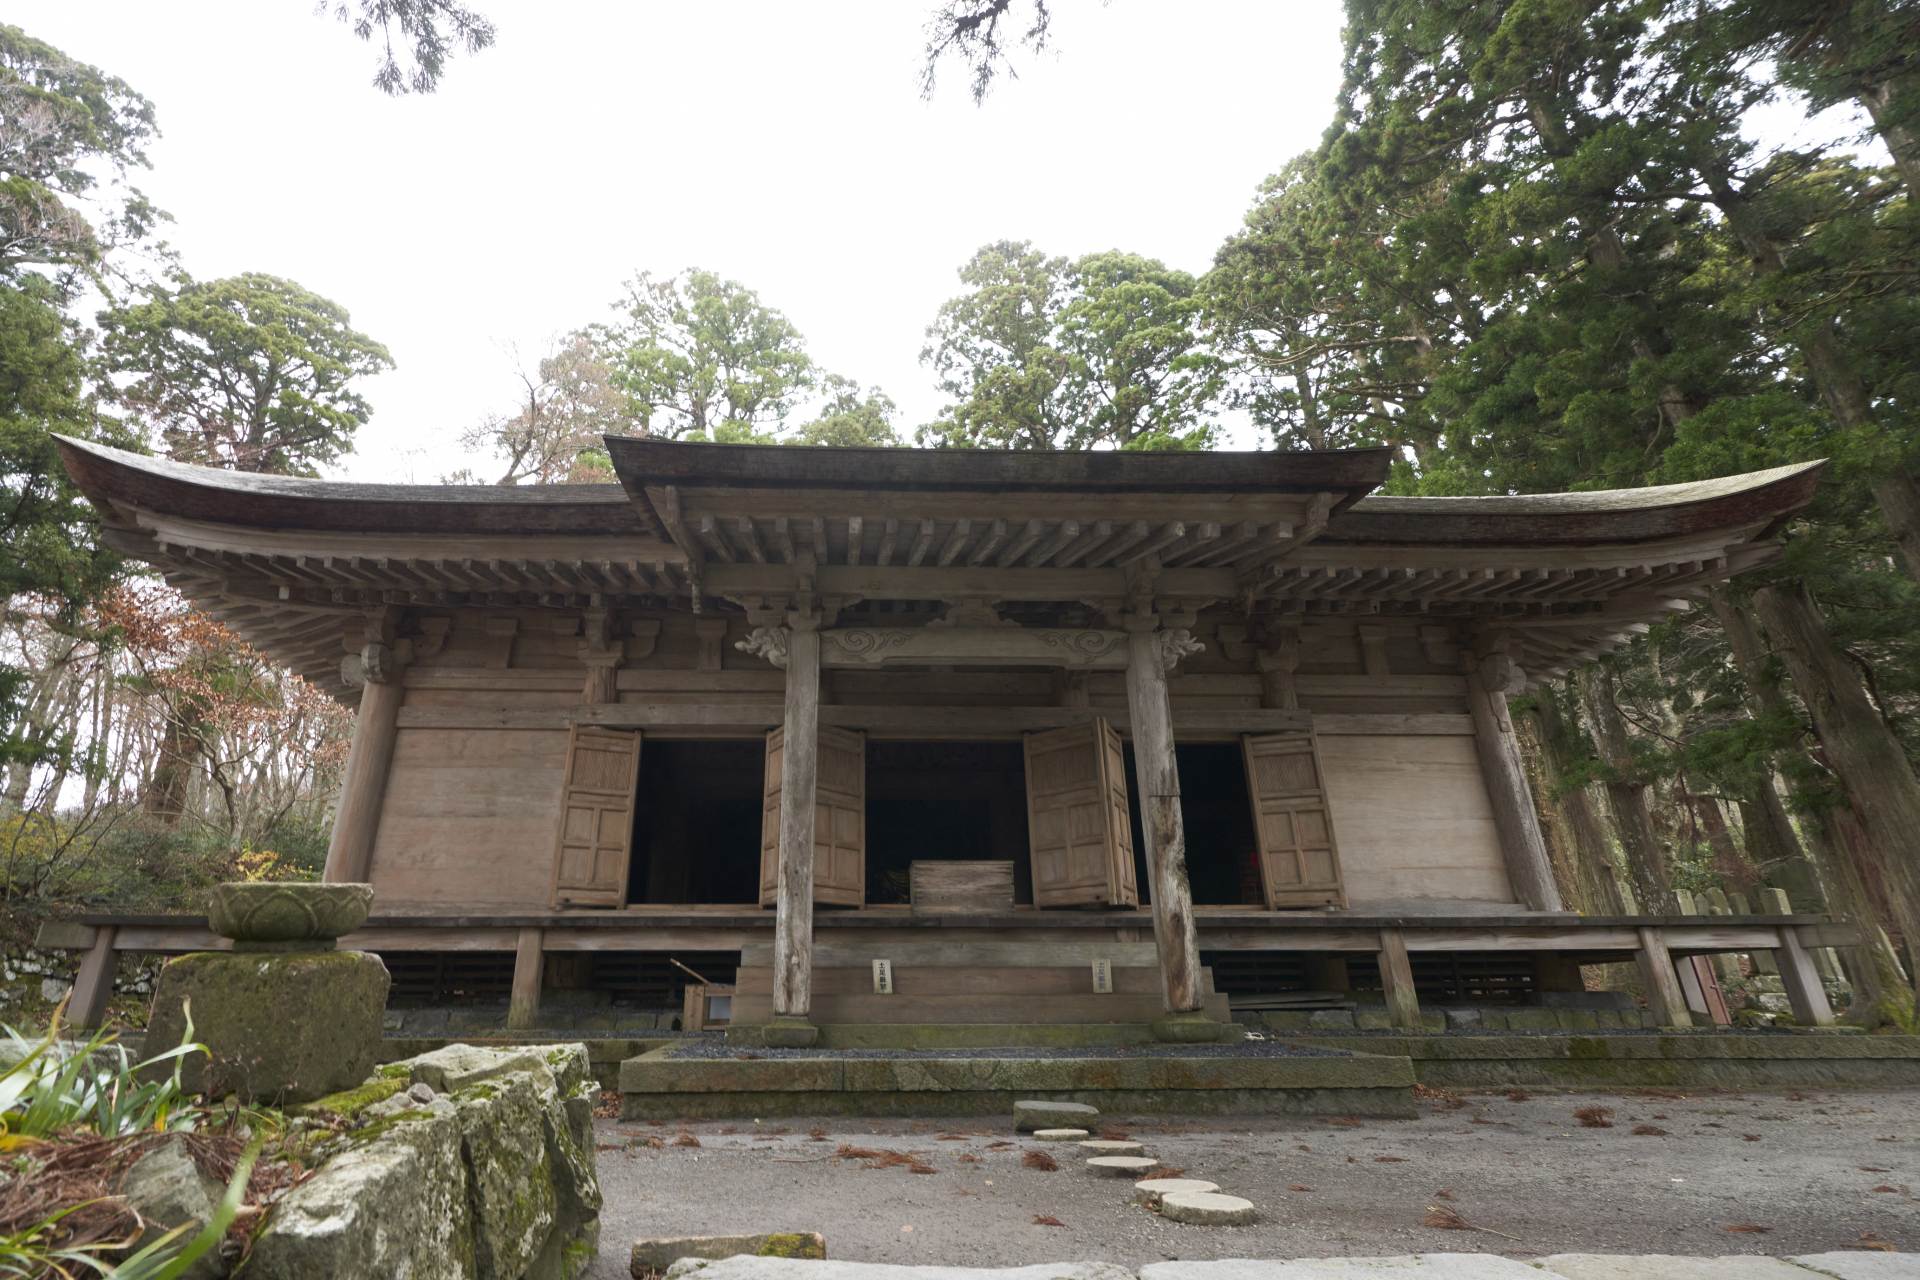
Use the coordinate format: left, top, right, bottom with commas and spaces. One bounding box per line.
587, 1087, 1920, 1278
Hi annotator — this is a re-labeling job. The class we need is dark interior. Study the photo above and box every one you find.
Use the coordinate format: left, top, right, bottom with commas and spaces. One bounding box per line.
865, 740, 1031, 904
1124, 742, 1261, 906
627, 739, 764, 904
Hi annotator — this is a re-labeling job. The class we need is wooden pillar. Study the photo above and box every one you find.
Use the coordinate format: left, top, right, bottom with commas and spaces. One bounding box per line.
1377, 928, 1421, 1029
1465, 648, 1564, 912
772, 620, 821, 1022
508, 927, 545, 1030
1124, 621, 1205, 1015
68, 927, 118, 1030
1776, 926, 1837, 1027
1634, 926, 1691, 1029
323, 668, 403, 884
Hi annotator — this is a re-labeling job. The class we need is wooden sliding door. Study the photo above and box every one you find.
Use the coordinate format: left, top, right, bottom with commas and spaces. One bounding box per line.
550, 725, 642, 908
1242, 729, 1346, 908
1024, 718, 1138, 908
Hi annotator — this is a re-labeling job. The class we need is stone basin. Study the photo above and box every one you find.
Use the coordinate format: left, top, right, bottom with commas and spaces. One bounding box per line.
207, 881, 372, 947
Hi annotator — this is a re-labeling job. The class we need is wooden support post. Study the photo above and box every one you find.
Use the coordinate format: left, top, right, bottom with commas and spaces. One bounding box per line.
1376, 928, 1421, 1030
1465, 648, 1563, 912
772, 620, 821, 1023
1634, 926, 1690, 1030
1124, 622, 1205, 1017
1776, 926, 1837, 1027
323, 674, 404, 884
508, 927, 545, 1030
1534, 954, 1586, 994
68, 927, 118, 1030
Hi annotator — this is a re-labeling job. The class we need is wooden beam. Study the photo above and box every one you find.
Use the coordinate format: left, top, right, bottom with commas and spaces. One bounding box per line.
1377, 927, 1421, 1029
1776, 926, 1836, 1027
1124, 625, 1204, 1016
774, 624, 821, 1021
1464, 652, 1562, 911
397, 701, 1318, 737
68, 927, 119, 1029
323, 676, 404, 884
507, 927, 545, 1030
1634, 926, 1691, 1029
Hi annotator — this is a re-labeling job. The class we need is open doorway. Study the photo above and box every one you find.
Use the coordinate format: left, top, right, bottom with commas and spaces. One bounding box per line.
1123, 741, 1261, 906
627, 740, 763, 904
865, 741, 1031, 905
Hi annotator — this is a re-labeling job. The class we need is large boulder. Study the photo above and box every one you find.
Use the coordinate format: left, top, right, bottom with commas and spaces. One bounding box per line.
257, 1043, 601, 1280
145, 949, 389, 1104
247, 1100, 476, 1280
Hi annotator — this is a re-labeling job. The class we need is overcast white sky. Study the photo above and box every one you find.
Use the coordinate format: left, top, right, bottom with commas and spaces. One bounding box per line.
15, 1, 1347, 480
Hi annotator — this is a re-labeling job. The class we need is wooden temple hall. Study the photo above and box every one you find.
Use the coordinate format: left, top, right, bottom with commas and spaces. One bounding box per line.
51, 435, 1852, 1041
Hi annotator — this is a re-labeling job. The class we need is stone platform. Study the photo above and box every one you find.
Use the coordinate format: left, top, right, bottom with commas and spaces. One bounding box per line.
1283, 1030, 1920, 1090
660, 1256, 1920, 1280
617, 1044, 1417, 1120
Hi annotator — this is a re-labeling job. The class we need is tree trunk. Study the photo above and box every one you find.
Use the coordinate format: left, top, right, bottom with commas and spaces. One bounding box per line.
142, 713, 194, 826
1703, 165, 1920, 586
1522, 692, 1626, 914
1751, 582, 1920, 1000
1576, 665, 1672, 914
1708, 590, 1834, 908
1855, 69, 1920, 194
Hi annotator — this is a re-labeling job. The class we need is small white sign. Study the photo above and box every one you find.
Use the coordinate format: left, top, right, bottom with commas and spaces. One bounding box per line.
1091, 958, 1113, 994
872, 958, 894, 995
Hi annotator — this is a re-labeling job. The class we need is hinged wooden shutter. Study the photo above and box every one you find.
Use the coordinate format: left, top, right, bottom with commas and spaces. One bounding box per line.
550, 726, 641, 908
814, 726, 865, 906
1242, 729, 1346, 909
759, 725, 867, 907
1024, 718, 1138, 908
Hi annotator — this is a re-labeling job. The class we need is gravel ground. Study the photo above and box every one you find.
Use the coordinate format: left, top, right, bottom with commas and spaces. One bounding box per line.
587, 1087, 1920, 1278
664, 1040, 1350, 1060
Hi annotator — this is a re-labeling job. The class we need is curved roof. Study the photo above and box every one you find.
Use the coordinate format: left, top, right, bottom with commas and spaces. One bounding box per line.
55, 437, 654, 537
1323, 461, 1824, 545
606, 435, 1393, 501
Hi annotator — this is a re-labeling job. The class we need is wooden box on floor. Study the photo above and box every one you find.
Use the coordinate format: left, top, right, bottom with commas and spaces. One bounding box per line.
911, 860, 1016, 915
682, 983, 735, 1032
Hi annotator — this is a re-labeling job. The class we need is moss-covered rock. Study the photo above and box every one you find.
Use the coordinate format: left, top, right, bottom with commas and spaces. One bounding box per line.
452, 1070, 558, 1280
249, 1096, 476, 1280
145, 948, 389, 1104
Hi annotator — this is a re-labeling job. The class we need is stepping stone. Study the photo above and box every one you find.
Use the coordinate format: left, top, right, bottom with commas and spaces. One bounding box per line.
1078, 1139, 1146, 1156
1086, 1155, 1159, 1177
1142, 1259, 1548, 1279
1786, 1256, 1920, 1280
1135, 1177, 1219, 1206
1159, 1190, 1257, 1226
1537, 1258, 1821, 1280
1013, 1100, 1098, 1133
1031, 1128, 1091, 1142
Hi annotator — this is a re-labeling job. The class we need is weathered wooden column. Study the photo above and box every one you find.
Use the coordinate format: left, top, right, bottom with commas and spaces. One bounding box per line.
322, 635, 404, 885
1123, 614, 1211, 1039
67, 926, 120, 1030
1464, 642, 1564, 912
743, 615, 822, 1045
1376, 928, 1422, 1029
507, 926, 546, 1031
1633, 926, 1691, 1029
1775, 926, 1837, 1027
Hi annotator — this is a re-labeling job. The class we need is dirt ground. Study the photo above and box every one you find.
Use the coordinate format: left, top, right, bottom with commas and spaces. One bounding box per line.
586, 1087, 1920, 1278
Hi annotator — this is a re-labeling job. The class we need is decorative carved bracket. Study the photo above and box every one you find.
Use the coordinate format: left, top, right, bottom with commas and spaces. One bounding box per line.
1155, 628, 1205, 674
737, 625, 792, 669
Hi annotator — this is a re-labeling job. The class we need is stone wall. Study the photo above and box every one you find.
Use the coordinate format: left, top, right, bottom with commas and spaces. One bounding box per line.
251, 1042, 602, 1280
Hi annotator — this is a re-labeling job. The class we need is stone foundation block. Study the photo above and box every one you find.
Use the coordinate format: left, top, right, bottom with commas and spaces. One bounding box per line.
145, 949, 389, 1104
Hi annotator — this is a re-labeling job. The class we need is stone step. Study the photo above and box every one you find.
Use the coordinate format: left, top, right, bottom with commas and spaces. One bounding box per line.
1159, 1191, 1257, 1226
